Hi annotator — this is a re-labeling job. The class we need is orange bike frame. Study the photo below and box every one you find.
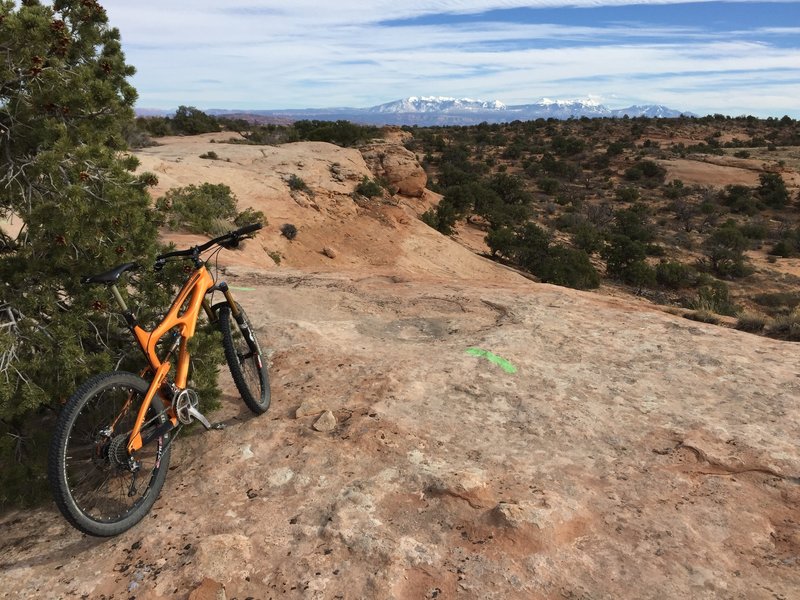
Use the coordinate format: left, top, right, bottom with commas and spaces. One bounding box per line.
124, 265, 230, 453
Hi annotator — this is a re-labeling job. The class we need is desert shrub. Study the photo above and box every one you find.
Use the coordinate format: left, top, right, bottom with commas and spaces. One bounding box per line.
702, 221, 751, 277
489, 173, 532, 206
606, 141, 627, 156
155, 183, 239, 234
769, 240, 794, 257
355, 176, 384, 198
720, 184, 760, 215
615, 186, 640, 203
292, 120, 379, 147
551, 135, 586, 157
739, 219, 769, 240
685, 310, 720, 325
736, 312, 768, 333
485, 226, 516, 258
280, 223, 298, 240
769, 310, 800, 341
757, 172, 789, 208
537, 177, 560, 195
691, 280, 737, 316
199, 150, 219, 160
287, 174, 310, 193
753, 292, 800, 312
663, 179, 688, 200
602, 234, 655, 287
172, 105, 221, 135
572, 222, 604, 255
537, 246, 600, 290
612, 204, 655, 242
421, 201, 458, 235
624, 159, 667, 187
656, 261, 693, 289
734, 150, 751, 158
233, 207, 267, 228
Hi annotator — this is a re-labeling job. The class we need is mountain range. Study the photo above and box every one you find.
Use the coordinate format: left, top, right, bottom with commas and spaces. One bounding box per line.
138, 96, 695, 126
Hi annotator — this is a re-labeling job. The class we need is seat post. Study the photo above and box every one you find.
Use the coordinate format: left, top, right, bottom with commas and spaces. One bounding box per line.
110, 284, 129, 312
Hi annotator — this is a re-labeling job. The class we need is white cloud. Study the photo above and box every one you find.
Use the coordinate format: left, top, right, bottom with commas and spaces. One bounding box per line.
98, 1, 800, 116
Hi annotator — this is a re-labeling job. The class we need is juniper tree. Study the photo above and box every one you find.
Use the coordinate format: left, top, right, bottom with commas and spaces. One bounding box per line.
0, 0, 222, 506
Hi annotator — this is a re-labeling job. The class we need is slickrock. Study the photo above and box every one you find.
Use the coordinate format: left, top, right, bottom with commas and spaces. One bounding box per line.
2, 135, 798, 600
361, 141, 427, 197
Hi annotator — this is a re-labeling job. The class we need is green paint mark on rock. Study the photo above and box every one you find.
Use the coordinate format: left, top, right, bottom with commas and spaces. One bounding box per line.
465, 347, 517, 374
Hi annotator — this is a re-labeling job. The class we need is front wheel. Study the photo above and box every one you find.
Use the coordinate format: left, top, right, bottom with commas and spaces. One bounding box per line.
47, 371, 172, 537
217, 303, 271, 414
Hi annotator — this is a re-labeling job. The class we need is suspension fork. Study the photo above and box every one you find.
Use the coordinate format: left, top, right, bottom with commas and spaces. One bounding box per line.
206, 281, 241, 320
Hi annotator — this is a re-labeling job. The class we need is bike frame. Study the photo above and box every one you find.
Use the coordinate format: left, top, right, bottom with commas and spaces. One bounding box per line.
119, 265, 240, 454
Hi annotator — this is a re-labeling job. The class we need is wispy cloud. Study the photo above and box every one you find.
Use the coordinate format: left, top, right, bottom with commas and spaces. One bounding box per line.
102, 1, 800, 116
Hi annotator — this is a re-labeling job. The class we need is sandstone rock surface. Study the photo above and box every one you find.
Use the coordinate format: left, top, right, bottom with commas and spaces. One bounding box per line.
361, 141, 427, 197
1, 135, 798, 600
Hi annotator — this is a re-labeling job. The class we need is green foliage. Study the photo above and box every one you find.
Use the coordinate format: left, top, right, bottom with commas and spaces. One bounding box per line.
199, 150, 219, 160
0, 0, 223, 506
287, 174, 310, 193
537, 246, 600, 290
486, 223, 599, 290
624, 159, 667, 187
756, 172, 789, 209
612, 204, 654, 242
735, 312, 768, 333
280, 223, 298, 240
572, 222, 604, 255
172, 105, 221, 135
155, 183, 238, 234
753, 291, 800, 312
355, 176, 384, 198
703, 221, 751, 277
485, 226, 516, 258
663, 179, 688, 200
233, 207, 267, 228
292, 120, 379, 147
720, 184, 759, 215
655, 261, 693, 289
770, 310, 800, 341
489, 173, 532, 206
421, 202, 457, 235
691, 280, 737, 316
602, 234, 655, 287
615, 186, 640, 203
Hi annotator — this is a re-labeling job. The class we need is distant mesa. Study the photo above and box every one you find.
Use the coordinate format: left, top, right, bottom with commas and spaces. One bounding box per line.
137, 96, 695, 126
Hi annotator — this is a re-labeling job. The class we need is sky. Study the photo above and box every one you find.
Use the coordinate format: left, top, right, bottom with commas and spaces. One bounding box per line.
100, 1, 800, 117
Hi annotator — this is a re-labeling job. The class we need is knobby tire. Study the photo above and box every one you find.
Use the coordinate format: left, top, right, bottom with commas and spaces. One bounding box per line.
48, 371, 172, 537
217, 303, 270, 414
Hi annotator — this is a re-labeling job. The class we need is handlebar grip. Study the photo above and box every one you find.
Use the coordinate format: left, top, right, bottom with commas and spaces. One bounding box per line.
233, 222, 262, 237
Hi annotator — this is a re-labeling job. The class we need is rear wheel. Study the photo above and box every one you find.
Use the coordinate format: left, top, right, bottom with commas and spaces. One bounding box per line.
217, 303, 270, 414
48, 371, 172, 537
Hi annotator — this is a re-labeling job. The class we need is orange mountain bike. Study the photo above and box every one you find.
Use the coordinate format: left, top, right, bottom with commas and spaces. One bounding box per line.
48, 223, 269, 536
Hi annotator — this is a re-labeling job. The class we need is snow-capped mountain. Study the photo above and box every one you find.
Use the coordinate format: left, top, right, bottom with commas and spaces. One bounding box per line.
199, 96, 695, 126
370, 96, 507, 113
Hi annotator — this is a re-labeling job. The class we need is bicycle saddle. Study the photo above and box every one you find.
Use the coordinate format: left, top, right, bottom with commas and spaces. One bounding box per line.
81, 262, 139, 285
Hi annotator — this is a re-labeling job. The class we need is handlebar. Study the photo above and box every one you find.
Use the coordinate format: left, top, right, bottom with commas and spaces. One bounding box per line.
155, 222, 263, 265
